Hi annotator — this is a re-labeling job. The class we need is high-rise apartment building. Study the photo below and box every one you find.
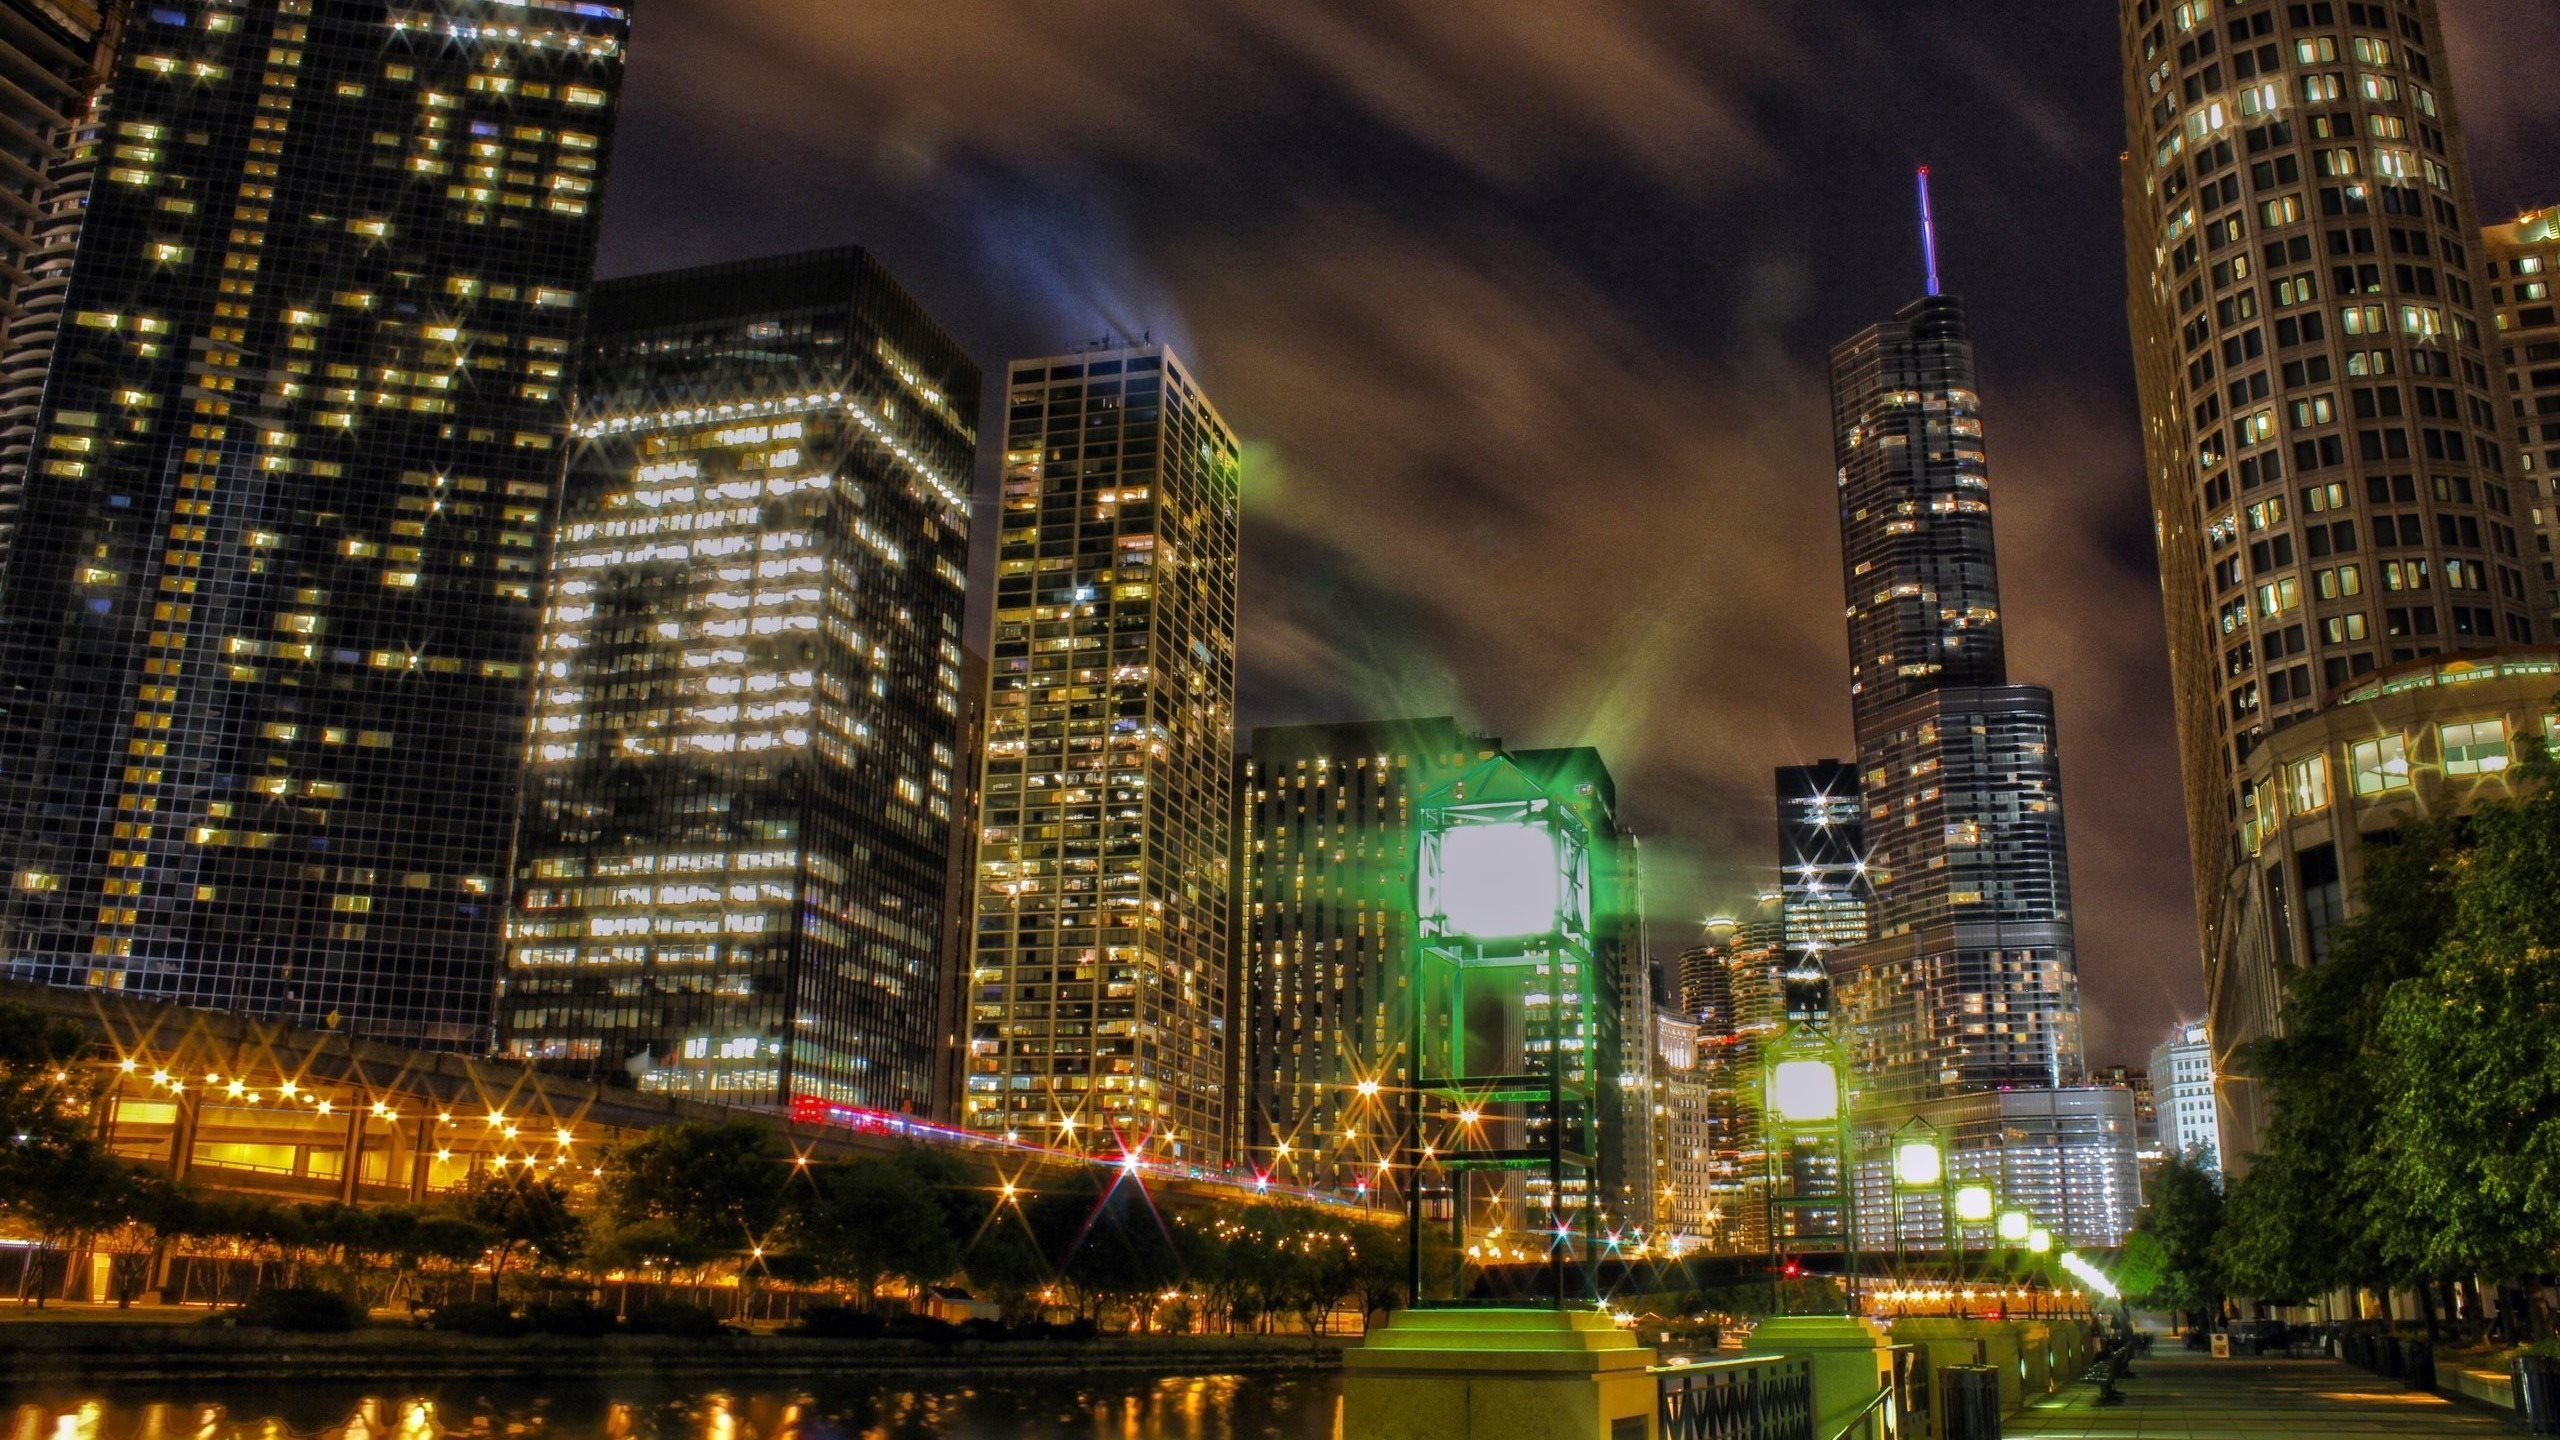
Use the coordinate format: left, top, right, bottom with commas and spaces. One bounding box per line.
0, 0, 124, 567
2119, 0, 2538, 1151
1827, 294, 2083, 1109
2150, 1019, 2224, 1173
1237, 716, 1495, 1196
2488, 205, 2560, 627
1776, 760, 1870, 969
0, 0, 629, 1045
497, 249, 979, 1110
964, 344, 1240, 1166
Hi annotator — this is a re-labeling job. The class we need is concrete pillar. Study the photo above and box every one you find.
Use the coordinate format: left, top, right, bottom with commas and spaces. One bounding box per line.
1745, 1314, 1891, 1437
1342, 1308, 1661, 1440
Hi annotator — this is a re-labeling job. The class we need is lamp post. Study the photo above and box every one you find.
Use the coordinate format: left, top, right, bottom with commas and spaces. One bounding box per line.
1888, 1116, 1945, 1280
1764, 1025, 1854, 1317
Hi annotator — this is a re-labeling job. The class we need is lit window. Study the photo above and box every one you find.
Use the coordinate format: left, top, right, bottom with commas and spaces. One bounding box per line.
2441, 718, 2510, 776
2286, 754, 2330, 815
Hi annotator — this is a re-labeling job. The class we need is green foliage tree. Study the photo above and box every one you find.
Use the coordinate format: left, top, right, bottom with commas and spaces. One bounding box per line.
445, 1168, 580, 1297
963, 1212, 1052, 1324
794, 1154, 960, 1311
594, 1121, 783, 1275
2366, 740, 2560, 1292
2126, 1155, 2224, 1329
2217, 817, 2458, 1305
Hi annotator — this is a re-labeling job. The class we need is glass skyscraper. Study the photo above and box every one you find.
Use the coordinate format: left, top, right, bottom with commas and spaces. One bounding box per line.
497, 248, 979, 1110
2118, 0, 2537, 1152
1775, 759, 1869, 970
964, 344, 1241, 1166
1827, 295, 2083, 1109
0, 0, 123, 567
0, 0, 628, 1046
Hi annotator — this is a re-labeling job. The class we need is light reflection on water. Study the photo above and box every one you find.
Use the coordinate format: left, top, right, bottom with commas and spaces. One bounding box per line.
9, 1376, 1345, 1440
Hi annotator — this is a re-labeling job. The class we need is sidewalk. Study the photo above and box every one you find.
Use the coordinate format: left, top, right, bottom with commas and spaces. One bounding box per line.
2008, 1351, 2512, 1437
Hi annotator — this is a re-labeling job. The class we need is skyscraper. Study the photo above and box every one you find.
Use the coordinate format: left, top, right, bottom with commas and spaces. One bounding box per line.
1827, 293, 2082, 1109
964, 344, 1240, 1166
0, 0, 629, 1045
2488, 204, 2560, 628
1237, 716, 1495, 1197
1775, 759, 1869, 970
497, 249, 980, 1110
0, 0, 124, 566
2119, 0, 2537, 1150
2149, 1020, 2224, 1173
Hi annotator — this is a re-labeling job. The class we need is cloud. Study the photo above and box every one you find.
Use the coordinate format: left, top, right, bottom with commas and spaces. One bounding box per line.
2440, 1, 2560, 214
626, 0, 1809, 197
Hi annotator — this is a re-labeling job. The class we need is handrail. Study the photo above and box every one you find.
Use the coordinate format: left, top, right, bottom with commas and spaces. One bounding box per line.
1823, 1386, 1895, 1440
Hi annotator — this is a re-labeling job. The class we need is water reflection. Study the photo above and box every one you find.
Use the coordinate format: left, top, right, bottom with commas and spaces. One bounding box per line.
11, 1374, 1342, 1440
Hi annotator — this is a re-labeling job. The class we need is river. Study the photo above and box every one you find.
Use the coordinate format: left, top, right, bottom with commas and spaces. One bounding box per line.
5, 1375, 1348, 1440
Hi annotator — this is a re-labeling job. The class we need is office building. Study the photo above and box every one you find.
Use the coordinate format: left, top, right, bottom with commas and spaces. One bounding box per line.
963, 344, 1241, 1166
2150, 1019, 2224, 1173
1237, 716, 1495, 1197
0, 0, 629, 1045
2092, 1061, 2160, 1158
1674, 941, 1734, 1030
1777, 760, 1870, 969
1849, 1086, 2143, 1251
0, 0, 123, 567
1651, 1010, 1722, 1248
2119, 0, 2538, 1151
2489, 205, 2560, 628
497, 249, 979, 1110
1826, 294, 2084, 1109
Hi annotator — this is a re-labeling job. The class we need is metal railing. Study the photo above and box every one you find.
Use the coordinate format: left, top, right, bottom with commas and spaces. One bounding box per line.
1656, 1354, 1816, 1440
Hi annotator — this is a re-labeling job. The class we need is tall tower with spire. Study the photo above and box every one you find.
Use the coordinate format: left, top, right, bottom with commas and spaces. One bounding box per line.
1823, 174, 2084, 1110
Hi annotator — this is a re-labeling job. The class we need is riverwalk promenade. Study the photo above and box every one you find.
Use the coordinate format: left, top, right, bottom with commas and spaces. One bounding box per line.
2011, 1351, 2511, 1438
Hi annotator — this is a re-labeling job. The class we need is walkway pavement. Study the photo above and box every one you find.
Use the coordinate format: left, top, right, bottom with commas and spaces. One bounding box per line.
2008, 1351, 2513, 1437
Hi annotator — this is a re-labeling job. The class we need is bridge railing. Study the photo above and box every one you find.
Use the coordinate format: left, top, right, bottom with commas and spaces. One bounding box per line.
1655, 1353, 1816, 1440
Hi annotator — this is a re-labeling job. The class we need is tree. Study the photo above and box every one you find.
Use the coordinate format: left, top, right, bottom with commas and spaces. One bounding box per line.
2366, 739, 2560, 1296
2219, 816, 2459, 1307
794, 1155, 960, 1311
963, 1214, 1052, 1325
595, 1122, 784, 1275
445, 1168, 580, 1297
2126, 1155, 2223, 1330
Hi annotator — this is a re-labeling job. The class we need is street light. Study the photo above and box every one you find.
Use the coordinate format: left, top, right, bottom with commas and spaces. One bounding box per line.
1955, 1185, 1994, 1222
1997, 1210, 2030, 1243
2026, 1228, 2053, 1255
1893, 1138, 1943, 1188
1769, 1060, 1840, 1124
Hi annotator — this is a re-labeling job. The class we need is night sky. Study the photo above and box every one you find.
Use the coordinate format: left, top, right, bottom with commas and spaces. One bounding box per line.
591, 2, 2560, 1066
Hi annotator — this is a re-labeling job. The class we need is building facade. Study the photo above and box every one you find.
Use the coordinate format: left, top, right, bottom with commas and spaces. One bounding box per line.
1849, 1086, 2143, 1251
2488, 205, 2560, 629
497, 249, 980, 1111
1777, 759, 1870, 969
0, 0, 629, 1046
963, 345, 1240, 1166
2150, 1019, 2224, 1173
0, 0, 124, 568
1826, 295, 2084, 1109
2118, 0, 2532, 1151
1236, 716, 1495, 1197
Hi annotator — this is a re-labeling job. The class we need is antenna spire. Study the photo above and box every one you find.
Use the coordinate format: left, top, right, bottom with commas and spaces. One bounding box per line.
1917, 166, 1942, 298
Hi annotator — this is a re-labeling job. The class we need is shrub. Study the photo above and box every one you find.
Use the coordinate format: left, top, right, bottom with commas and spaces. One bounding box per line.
237, 1286, 365, 1333
624, 1300, 728, 1338
882, 1313, 962, 1343
1018, 1318, 1097, 1342
522, 1298, 618, 1337
787, 1303, 887, 1340
958, 1317, 1009, 1342
426, 1299, 524, 1337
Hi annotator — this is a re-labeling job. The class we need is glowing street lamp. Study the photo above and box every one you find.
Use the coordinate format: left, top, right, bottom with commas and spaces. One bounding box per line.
2026, 1228, 2053, 1255
1997, 1210, 2031, 1243
1768, 1059, 1840, 1125
1893, 1138, 1943, 1188
1955, 1185, 1995, 1223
